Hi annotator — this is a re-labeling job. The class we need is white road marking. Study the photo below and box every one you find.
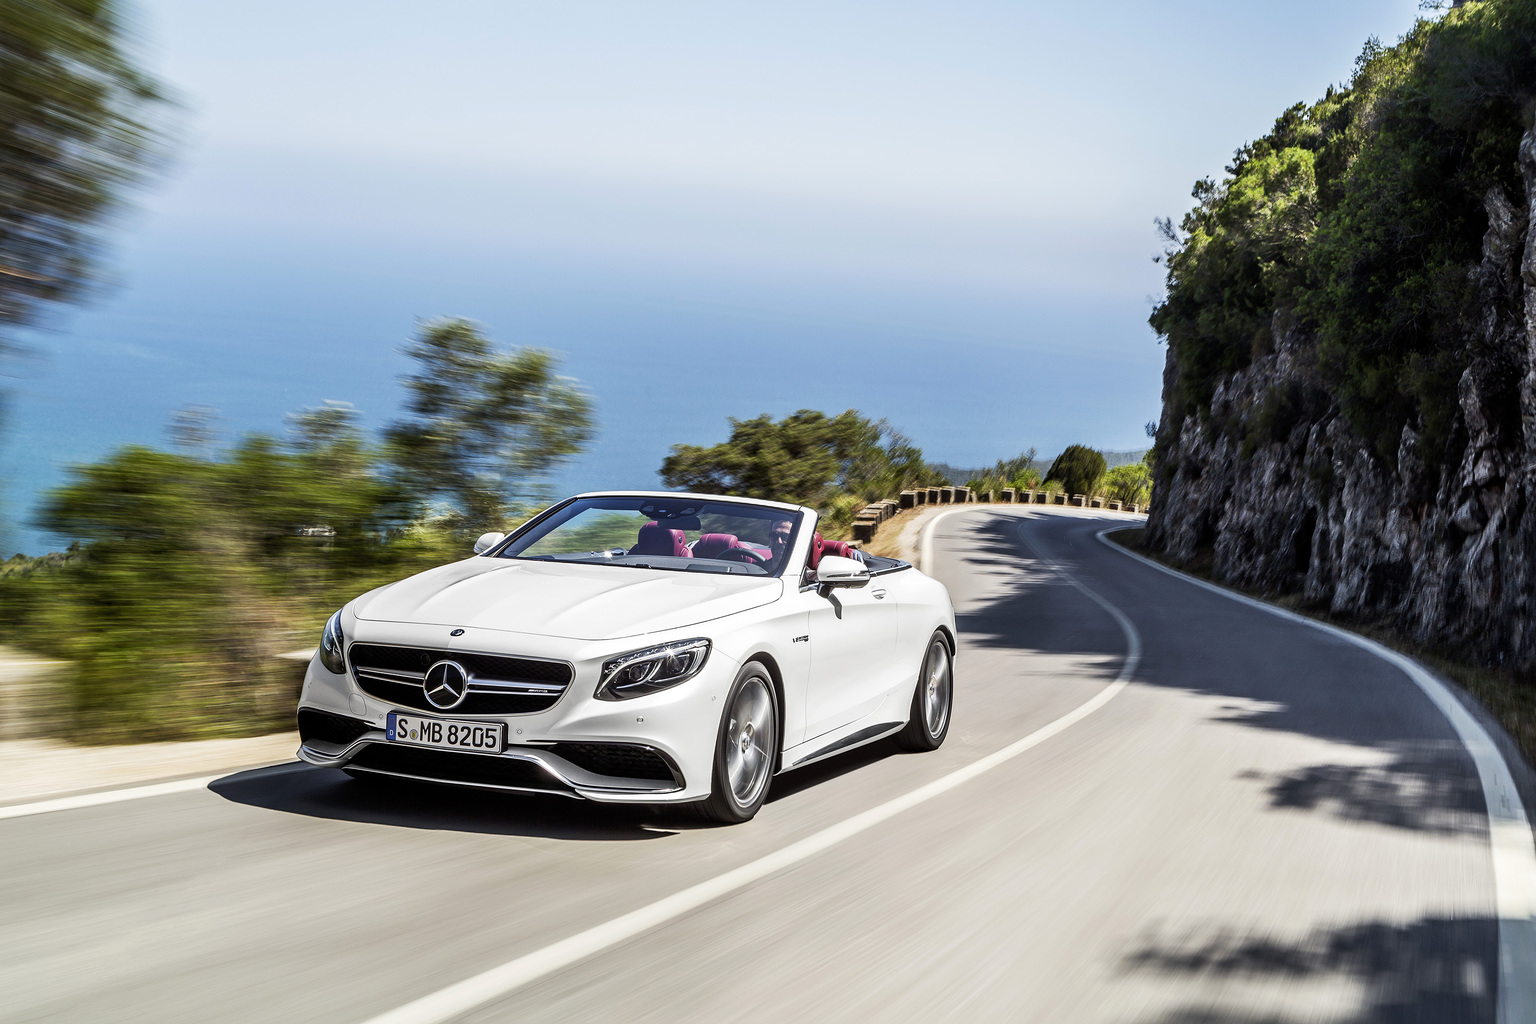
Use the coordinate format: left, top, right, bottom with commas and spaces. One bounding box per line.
357, 511, 1142, 1024
0, 762, 307, 821
1101, 526, 1536, 1024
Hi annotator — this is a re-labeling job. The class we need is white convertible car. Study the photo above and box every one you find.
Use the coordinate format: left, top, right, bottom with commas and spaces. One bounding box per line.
296, 491, 956, 822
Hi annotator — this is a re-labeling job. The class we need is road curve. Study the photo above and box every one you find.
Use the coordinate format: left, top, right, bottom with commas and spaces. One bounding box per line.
0, 507, 1525, 1023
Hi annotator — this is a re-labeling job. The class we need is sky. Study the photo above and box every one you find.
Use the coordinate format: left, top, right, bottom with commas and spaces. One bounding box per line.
2, 0, 1427, 554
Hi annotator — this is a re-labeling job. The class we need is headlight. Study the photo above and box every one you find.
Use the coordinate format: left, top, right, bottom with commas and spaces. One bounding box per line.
319, 610, 347, 675
596, 638, 711, 700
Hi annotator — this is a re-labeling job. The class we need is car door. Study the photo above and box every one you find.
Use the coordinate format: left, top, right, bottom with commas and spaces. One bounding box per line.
796, 576, 899, 742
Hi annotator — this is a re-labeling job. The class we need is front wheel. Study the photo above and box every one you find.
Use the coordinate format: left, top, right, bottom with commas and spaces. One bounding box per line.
895, 633, 952, 752
695, 662, 778, 824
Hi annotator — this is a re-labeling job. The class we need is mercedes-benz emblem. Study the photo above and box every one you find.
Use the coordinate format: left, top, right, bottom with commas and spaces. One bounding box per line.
423, 660, 470, 709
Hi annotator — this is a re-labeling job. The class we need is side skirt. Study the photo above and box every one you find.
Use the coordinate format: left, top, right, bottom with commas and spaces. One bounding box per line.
782, 721, 906, 773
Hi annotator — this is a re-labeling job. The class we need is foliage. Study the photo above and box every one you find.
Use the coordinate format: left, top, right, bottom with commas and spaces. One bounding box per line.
1, 314, 600, 742
1045, 445, 1107, 496
661, 409, 938, 509
1101, 463, 1152, 506
385, 319, 594, 531
965, 448, 1040, 495
1151, 1, 1536, 469
0, 410, 461, 741
0, 0, 172, 333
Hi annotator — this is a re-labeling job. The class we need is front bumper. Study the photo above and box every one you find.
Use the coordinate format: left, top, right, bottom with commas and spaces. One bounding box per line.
297, 727, 684, 801
295, 630, 737, 803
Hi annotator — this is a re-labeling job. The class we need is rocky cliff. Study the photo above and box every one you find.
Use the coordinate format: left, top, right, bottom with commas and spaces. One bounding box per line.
1147, 111, 1536, 671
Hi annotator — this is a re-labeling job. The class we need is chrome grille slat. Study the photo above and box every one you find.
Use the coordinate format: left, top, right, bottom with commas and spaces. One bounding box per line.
468, 680, 566, 693
358, 666, 426, 682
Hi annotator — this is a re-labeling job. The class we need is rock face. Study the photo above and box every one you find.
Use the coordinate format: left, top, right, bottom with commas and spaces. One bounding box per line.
1145, 120, 1536, 672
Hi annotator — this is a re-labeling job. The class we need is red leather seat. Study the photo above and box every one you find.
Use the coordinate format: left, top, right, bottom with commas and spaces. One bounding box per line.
821, 540, 856, 561
631, 522, 690, 557
692, 533, 739, 559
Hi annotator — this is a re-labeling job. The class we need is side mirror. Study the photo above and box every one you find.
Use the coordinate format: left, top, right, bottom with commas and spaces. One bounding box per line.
816, 554, 870, 589
473, 532, 506, 555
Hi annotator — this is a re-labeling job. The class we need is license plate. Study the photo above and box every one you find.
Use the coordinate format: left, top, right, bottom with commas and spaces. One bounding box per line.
387, 712, 506, 753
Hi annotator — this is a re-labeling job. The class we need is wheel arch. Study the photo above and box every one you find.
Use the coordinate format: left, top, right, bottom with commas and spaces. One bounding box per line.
934, 624, 957, 657
741, 650, 788, 772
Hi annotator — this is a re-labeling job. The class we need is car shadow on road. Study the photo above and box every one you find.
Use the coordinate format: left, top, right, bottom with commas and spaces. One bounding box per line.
1121, 912, 1497, 1023
209, 763, 676, 841
767, 736, 903, 803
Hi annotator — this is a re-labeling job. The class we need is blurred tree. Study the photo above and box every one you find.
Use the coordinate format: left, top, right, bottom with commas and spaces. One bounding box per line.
0, 0, 171, 332
966, 448, 1040, 495
661, 409, 934, 508
167, 404, 219, 452
1101, 463, 1152, 505
385, 319, 594, 530
8, 414, 452, 741
1045, 445, 1107, 496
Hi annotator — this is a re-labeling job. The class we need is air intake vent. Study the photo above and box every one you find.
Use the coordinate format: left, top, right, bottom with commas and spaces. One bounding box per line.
548, 742, 679, 782
298, 708, 372, 746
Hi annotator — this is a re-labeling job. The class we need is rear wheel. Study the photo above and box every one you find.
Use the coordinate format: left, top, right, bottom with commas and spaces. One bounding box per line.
896, 633, 952, 752
696, 662, 778, 823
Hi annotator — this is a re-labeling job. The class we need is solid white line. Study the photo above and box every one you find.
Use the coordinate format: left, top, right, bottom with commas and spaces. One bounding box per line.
0, 761, 308, 822
0, 775, 226, 821
918, 505, 976, 572
1099, 528, 1536, 1024
358, 513, 1141, 1024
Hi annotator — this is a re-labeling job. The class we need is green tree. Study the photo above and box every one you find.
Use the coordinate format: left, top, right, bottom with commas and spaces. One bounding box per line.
1101, 463, 1152, 506
661, 409, 931, 508
1045, 445, 1106, 496
385, 319, 594, 530
0, 0, 171, 332
966, 448, 1040, 495
4, 405, 458, 741
1152, 3, 1536, 469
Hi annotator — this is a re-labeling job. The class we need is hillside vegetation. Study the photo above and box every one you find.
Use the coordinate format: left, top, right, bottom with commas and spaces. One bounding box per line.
1147, 0, 1536, 695
1153, 1, 1536, 470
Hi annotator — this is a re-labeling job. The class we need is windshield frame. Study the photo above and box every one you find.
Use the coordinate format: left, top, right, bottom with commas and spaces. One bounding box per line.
486, 494, 809, 579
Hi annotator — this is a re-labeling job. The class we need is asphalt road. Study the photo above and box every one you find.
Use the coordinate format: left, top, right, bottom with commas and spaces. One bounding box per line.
1, 507, 1524, 1023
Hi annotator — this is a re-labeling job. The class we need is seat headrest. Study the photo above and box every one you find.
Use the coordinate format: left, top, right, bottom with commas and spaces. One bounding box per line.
632, 521, 691, 557
692, 533, 739, 559
807, 532, 826, 570
821, 540, 857, 561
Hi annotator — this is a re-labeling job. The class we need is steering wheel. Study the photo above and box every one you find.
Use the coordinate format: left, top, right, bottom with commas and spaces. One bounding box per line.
715, 547, 769, 566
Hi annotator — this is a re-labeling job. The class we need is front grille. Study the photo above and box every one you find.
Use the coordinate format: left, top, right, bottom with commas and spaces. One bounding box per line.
298, 708, 371, 746
549, 742, 678, 782
348, 744, 568, 792
349, 644, 570, 683
348, 643, 572, 715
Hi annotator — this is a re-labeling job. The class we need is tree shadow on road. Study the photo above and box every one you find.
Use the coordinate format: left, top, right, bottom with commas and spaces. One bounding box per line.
1239, 741, 1489, 837
941, 510, 1494, 838
1122, 913, 1497, 1023
209, 763, 675, 840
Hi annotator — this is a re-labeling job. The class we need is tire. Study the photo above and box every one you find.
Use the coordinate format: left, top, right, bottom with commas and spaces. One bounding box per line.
695, 661, 779, 824
895, 632, 952, 752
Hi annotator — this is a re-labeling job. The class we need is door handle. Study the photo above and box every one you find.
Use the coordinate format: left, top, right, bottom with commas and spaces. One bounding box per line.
872, 589, 887, 599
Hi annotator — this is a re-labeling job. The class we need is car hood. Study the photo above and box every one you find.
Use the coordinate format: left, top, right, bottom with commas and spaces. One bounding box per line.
353, 558, 783, 641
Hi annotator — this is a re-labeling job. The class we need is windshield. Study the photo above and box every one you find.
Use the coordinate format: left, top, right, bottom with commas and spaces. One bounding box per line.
494, 496, 805, 577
